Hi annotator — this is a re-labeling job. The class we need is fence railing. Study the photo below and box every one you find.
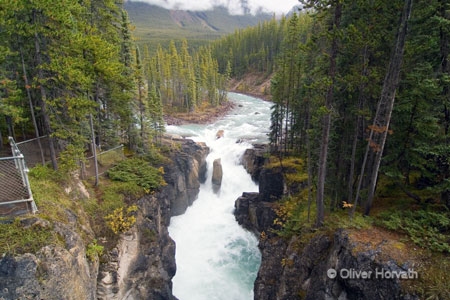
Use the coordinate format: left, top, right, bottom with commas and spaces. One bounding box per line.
80, 144, 125, 179
0, 137, 37, 216
15, 135, 58, 168
0, 136, 124, 216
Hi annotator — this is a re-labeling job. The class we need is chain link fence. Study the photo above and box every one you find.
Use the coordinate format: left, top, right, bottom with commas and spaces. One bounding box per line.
0, 137, 37, 217
14, 136, 124, 179
80, 145, 125, 179
15, 136, 59, 168
0, 136, 124, 216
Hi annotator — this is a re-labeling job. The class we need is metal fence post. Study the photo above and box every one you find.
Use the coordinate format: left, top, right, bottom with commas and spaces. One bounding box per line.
0, 137, 38, 215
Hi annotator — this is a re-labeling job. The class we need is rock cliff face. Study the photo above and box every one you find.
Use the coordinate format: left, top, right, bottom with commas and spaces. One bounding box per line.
0, 137, 209, 300
97, 138, 208, 300
0, 217, 99, 300
162, 138, 209, 216
236, 146, 419, 300
240, 143, 268, 182
254, 229, 419, 300
96, 194, 177, 300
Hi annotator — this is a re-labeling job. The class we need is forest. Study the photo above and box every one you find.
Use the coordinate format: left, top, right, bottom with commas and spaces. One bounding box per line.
0, 0, 227, 172
1, 1, 449, 298
208, 0, 450, 257
212, 0, 449, 225
1, 0, 449, 248
262, 0, 450, 228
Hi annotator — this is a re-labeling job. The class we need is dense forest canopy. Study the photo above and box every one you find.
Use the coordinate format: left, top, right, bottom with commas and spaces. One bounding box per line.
264, 0, 450, 224
1, 0, 146, 170
0, 0, 227, 171
210, 16, 286, 77
208, 0, 450, 225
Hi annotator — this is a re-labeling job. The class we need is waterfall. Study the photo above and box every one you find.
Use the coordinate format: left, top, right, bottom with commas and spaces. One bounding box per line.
167, 93, 271, 300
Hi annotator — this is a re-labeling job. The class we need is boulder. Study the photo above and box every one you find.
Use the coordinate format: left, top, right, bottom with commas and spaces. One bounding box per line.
234, 192, 276, 235
0, 219, 99, 300
216, 130, 224, 139
240, 144, 269, 182
212, 158, 223, 194
259, 167, 285, 202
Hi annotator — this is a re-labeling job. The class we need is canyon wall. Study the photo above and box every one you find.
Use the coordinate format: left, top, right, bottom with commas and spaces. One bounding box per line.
236, 146, 419, 300
0, 137, 208, 300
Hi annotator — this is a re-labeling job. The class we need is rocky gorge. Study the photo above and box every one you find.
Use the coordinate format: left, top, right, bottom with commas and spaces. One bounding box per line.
0, 137, 208, 300
236, 145, 421, 300
0, 135, 423, 300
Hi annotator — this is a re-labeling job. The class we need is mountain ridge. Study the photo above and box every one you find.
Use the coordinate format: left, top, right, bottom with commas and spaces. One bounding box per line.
124, 1, 273, 49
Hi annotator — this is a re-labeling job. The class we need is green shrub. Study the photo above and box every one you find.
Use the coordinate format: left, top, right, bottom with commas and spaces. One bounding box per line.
378, 209, 450, 253
107, 158, 166, 192
0, 219, 54, 255
29, 164, 60, 181
86, 239, 104, 261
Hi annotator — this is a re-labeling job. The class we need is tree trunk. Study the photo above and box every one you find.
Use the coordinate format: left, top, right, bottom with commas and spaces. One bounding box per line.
305, 99, 313, 222
34, 30, 58, 170
439, 0, 450, 207
0, 126, 3, 149
5, 116, 15, 140
315, 1, 342, 227
89, 114, 99, 186
364, 0, 413, 216
20, 47, 45, 165
348, 46, 368, 216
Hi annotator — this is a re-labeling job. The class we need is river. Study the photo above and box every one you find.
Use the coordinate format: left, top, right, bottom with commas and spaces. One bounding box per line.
166, 93, 272, 300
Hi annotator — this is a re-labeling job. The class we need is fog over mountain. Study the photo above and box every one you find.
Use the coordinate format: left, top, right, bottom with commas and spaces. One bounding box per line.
127, 0, 299, 15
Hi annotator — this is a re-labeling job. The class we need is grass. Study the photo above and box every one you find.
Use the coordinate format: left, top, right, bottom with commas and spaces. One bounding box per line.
97, 147, 125, 167
1, 144, 168, 256
28, 165, 78, 224
0, 218, 55, 255
414, 254, 450, 300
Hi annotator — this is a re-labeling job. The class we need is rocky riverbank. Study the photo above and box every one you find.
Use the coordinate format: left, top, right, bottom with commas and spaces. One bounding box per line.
236, 145, 420, 300
228, 73, 273, 101
164, 101, 236, 125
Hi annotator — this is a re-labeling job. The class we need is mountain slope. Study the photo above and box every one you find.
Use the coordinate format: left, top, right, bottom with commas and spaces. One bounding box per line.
124, 1, 273, 48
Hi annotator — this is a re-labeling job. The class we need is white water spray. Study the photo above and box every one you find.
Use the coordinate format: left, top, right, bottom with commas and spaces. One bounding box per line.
167, 93, 271, 300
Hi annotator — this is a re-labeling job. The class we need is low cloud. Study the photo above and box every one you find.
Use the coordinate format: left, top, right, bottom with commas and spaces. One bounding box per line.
127, 0, 299, 15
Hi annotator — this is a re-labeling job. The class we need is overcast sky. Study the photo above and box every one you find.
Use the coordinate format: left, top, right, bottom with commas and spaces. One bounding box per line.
129, 0, 300, 15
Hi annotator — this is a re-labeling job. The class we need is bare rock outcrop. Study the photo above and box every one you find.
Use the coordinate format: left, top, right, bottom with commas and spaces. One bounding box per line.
212, 158, 223, 193
97, 194, 177, 300
216, 129, 224, 139
240, 144, 268, 182
97, 137, 209, 299
161, 138, 209, 216
0, 219, 98, 300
